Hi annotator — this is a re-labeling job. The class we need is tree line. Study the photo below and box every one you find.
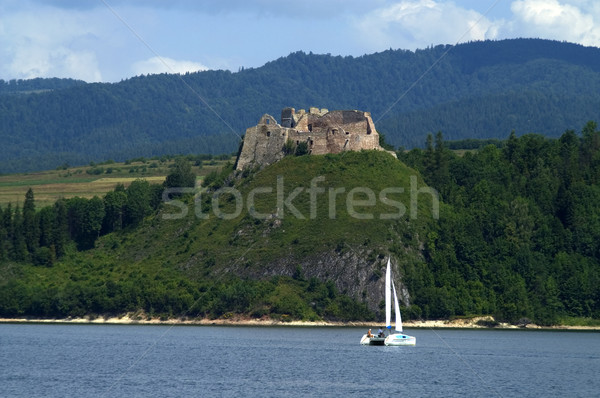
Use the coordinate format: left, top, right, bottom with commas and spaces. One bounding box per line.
0, 158, 197, 265
397, 121, 600, 324
0, 180, 160, 265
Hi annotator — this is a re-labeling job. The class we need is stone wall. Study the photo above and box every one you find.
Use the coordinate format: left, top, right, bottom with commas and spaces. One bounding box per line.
236, 107, 394, 170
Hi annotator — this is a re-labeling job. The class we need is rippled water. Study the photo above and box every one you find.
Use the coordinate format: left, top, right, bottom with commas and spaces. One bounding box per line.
1, 324, 598, 397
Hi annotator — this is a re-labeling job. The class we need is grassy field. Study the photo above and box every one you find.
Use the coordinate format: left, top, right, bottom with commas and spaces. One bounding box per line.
0, 157, 234, 208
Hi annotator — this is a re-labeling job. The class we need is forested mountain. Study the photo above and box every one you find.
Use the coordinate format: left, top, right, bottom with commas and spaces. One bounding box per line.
2, 38, 600, 173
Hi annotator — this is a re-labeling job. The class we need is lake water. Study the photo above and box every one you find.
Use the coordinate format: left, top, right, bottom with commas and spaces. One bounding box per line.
0, 324, 598, 397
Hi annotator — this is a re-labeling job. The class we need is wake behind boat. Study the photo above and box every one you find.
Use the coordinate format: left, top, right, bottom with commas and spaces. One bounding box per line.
360, 258, 416, 346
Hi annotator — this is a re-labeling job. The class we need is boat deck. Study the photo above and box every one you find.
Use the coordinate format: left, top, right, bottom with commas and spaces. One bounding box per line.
366, 336, 386, 345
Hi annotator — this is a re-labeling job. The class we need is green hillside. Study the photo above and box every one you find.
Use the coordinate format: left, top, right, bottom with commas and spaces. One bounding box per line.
0, 151, 435, 322
3, 39, 600, 173
1, 128, 599, 326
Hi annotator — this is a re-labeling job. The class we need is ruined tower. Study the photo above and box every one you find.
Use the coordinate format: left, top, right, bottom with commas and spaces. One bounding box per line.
236, 107, 394, 170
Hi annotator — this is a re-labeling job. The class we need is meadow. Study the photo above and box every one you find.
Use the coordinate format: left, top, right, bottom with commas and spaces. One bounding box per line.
0, 156, 233, 208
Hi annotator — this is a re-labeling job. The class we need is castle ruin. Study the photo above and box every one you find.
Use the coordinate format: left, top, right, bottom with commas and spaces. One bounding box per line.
236, 107, 394, 170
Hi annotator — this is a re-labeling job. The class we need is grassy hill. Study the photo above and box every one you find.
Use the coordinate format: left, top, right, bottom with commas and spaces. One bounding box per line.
0, 151, 435, 322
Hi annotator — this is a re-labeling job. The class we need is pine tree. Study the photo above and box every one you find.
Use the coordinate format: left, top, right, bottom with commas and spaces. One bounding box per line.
423, 133, 435, 182
37, 206, 55, 248
12, 205, 28, 261
0, 206, 5, 260
2, 203, 14, 260
53, 199, 69, 258
22, 188, 39, 254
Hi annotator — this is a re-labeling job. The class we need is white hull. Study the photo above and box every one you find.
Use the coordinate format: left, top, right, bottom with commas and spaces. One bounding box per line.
360, 334, 386, 345
384, 333, 416, 346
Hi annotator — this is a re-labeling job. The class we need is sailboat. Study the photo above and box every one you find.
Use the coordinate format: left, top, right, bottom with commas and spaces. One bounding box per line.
360, 258, 416, 346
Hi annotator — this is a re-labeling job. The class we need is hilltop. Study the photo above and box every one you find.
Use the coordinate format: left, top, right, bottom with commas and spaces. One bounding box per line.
3, 38, 600, 173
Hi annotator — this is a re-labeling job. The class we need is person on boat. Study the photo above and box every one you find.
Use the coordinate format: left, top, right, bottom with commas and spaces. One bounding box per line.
378, 328, 384, 337
367, 329, 373, 338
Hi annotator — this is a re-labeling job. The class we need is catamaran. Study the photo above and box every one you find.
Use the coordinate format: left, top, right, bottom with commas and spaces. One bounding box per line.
360, 258, 416, 346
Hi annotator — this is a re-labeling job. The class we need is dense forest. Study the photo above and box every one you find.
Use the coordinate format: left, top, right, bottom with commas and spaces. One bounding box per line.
0, 122, 599, 325
0, 78, 85, 94
2, 39, 600, 173
397, 122, 600, 324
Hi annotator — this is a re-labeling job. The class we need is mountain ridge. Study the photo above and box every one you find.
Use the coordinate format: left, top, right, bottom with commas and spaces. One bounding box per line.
2, 38, 600, 173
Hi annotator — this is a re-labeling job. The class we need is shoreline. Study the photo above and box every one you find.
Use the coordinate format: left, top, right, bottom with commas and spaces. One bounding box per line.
1, 315, 598, 331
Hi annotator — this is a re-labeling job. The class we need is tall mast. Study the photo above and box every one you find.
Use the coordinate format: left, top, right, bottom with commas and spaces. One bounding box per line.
385, 258, 391, 330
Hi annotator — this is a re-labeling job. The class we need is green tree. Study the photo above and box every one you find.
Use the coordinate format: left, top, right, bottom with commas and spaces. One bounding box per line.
295, 141, 309, 156
32, 246, 55, 267
124, 179, 152, 227
22, 188, 39, 253
423, 133, 435, 180
12, 205, 27, 261
164, 158, 196, 189
66, 197, 105, 249
433, 131, 450, 197
37, 206, 55, 248
1, 204, 14, 260
581, 121, 600, 183
85, 196, 105, 247
283, 139, 296, 155
52, 199, 69, 257
504, 130, 519, 164
559, 129, 580, 186
102, 190, 127, 233
0, 206, 6, 260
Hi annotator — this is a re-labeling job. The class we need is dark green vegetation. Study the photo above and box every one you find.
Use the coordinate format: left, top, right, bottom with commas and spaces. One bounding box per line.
1, 124, 599, 325
0, 77, 85, 94
398, 123, 600, 325
1, 151, 433, 322
3, 39, 600, 173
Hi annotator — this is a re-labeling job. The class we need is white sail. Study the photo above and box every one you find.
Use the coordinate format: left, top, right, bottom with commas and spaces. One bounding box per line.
361, 257, 415, 346
385, 258, 391, 329
392, 279, 402, 332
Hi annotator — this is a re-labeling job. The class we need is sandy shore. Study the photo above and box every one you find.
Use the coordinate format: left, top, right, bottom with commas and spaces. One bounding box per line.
0, 315, 598, 330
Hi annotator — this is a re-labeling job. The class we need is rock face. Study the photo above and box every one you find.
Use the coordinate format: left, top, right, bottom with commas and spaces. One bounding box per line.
222, 247, 411, 314
236, 107, 394, 170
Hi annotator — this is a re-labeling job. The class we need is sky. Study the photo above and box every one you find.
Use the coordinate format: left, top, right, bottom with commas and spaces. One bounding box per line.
1, 0, 600, 83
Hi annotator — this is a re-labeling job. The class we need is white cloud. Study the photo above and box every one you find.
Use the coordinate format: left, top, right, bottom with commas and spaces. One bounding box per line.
510, 0, 600, 46
0, 3, 104, 81
10, 46, 102, 82
4, 0, 600, 83
131, 57, 209, 76
355, 0, 502, 51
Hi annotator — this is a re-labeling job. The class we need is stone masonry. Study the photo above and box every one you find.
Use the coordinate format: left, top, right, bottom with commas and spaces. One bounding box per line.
236, 107, 394, 170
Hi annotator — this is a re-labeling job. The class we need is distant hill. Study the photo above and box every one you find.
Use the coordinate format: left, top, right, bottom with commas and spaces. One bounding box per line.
2, 38, 600, 173
0, 77, 86, 95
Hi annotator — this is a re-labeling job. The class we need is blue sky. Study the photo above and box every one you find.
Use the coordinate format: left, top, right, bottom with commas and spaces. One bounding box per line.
1, 0, 600, 82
